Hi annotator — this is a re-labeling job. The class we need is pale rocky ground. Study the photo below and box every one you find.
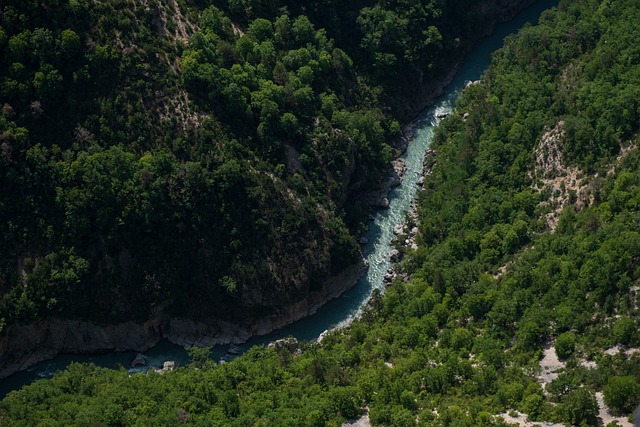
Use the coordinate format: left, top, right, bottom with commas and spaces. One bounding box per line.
497, 410, 564, 427
120, 0, 205, 130
342, 413, 371, 427
496, 342, 638, 426
537, 344, 565, 388
496, 345, 575, 426
604, 345, 640, 357
531, 121, 592, 231
532, 121, 637, 232
595, 391, 633, 427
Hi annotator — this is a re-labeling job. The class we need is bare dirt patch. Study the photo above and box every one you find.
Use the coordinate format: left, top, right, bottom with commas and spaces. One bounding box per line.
531, 121, 592, 231
537, 344, 565, 388
342, 413, 371, 427
497, 410, 564, 427
604, 345, 640, 357
531, 122, 637, 232
596, 391, 633, 427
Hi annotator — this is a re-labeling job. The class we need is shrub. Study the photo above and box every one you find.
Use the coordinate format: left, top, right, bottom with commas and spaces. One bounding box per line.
604, 376, 639, 414
561, 388, 598, 426
554, 332, 576, 360
613, 317, 637, 346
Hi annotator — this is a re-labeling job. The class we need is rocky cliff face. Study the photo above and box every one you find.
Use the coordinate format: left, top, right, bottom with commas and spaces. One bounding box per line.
0, 318, 164, 379
0, 257, 366, 379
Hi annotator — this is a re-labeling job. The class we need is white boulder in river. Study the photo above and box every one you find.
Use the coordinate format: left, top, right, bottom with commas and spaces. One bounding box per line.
155, 361, 176, 374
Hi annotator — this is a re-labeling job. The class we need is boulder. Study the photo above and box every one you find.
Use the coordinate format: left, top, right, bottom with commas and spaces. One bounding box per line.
387, 173, 402, 188
131, 353, 146, 368
156, 360, 176, 374
389, 249, 400, 262
396, 139, 408, 153
268, 337, 299, 352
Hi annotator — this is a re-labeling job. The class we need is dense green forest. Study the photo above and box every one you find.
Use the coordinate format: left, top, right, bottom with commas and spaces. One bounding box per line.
2, 0, 640, 425
0, 0, 522, 328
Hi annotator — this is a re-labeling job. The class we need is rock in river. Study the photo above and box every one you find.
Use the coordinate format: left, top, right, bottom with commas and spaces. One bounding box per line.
131, 353, 146, 368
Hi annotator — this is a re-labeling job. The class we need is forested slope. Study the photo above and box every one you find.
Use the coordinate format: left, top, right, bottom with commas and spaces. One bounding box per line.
3, 0, 640, 425
0, 0, 520, 331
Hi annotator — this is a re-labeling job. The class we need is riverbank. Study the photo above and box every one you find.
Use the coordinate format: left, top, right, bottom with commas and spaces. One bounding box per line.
0, 258, 366, 379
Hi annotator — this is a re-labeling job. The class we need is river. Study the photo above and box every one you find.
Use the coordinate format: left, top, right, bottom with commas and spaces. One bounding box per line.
0, 0, 558, 398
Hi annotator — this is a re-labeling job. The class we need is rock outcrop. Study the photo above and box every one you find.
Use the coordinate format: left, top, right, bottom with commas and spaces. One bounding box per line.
155, 360, 176, 374
131, 353, 147, 367
362, 158, 406, 209
268, 337, 299, 353
531, 121, 593, 231
0, 318, 163, 379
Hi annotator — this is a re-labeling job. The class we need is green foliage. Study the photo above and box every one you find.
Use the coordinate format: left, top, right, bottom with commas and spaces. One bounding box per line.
497, 382, 524, 408
554, 332, 576, 360
187, 346, 213, 369
2, 0, 404, 325
613, 317, 638, 346
560, 388, 599, 426
219, 276, 238, 295
603, 376, 640, 414
2, 0, 556, 330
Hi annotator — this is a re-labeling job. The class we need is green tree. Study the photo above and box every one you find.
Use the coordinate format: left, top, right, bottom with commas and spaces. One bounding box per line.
187, 346, 213, 369
497, 382, 524, 408
561, 388, 598, 426
280, 112, 299, 137
60, 29, 80, 56
613, 317, 637, 346
604, 376, 639, 414
247, 18, 273, 42
554, 332, 576, 360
